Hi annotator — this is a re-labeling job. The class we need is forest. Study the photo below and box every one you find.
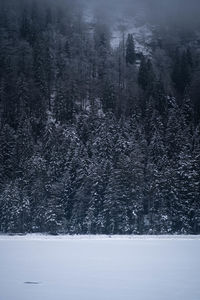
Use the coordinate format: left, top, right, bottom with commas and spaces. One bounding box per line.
0, 0, 200, 234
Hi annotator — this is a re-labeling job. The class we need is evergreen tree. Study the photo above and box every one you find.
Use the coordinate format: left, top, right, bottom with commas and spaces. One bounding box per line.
0, 125, 17, 187
138, 56, 154, 93
0, 0, 199, 235
126, 34, 136, 65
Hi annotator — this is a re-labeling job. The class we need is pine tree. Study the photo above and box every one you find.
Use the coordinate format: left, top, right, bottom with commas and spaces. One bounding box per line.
0, 0, 199, 235
172, 49, 192, 94
20, 9, 31, 41
0, 124, 17, 188
0, 181, 30, 233
126, 34, 136, 65
138, 56, 154, 93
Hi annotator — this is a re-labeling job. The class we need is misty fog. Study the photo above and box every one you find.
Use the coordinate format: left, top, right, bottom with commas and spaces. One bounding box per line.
79, 0, 200, 29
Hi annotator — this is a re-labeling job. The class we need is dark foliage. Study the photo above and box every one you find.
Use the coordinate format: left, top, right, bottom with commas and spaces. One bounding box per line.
0, 0, 200, 234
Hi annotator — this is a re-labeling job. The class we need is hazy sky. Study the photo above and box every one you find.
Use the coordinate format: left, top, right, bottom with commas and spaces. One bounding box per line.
80, 0, 200, 29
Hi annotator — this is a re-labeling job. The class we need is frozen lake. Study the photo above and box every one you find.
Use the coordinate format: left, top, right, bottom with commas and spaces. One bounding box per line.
0, 235, 200, 300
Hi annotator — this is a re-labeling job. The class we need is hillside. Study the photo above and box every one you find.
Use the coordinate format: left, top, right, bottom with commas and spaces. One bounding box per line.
0, 0, 200, 235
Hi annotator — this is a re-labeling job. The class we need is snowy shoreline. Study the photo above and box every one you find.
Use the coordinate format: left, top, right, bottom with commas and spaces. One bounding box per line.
0, 234, 200, 241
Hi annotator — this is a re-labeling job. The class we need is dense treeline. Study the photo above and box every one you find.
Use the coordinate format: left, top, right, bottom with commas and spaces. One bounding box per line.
0, 0, 200, 234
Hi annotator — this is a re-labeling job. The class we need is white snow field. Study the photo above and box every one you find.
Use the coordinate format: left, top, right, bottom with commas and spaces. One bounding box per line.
0, 235, 200, 300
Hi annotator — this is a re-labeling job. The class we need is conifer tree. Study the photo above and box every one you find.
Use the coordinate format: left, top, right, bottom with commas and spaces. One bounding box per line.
126, 34, 136, 65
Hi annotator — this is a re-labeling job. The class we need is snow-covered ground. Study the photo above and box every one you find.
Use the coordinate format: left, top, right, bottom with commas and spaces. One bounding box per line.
0, 235, 200, 300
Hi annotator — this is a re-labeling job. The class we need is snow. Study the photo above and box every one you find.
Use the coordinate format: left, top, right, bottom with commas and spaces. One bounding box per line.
0, 235, 200, 300
0, 234, 200, 240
